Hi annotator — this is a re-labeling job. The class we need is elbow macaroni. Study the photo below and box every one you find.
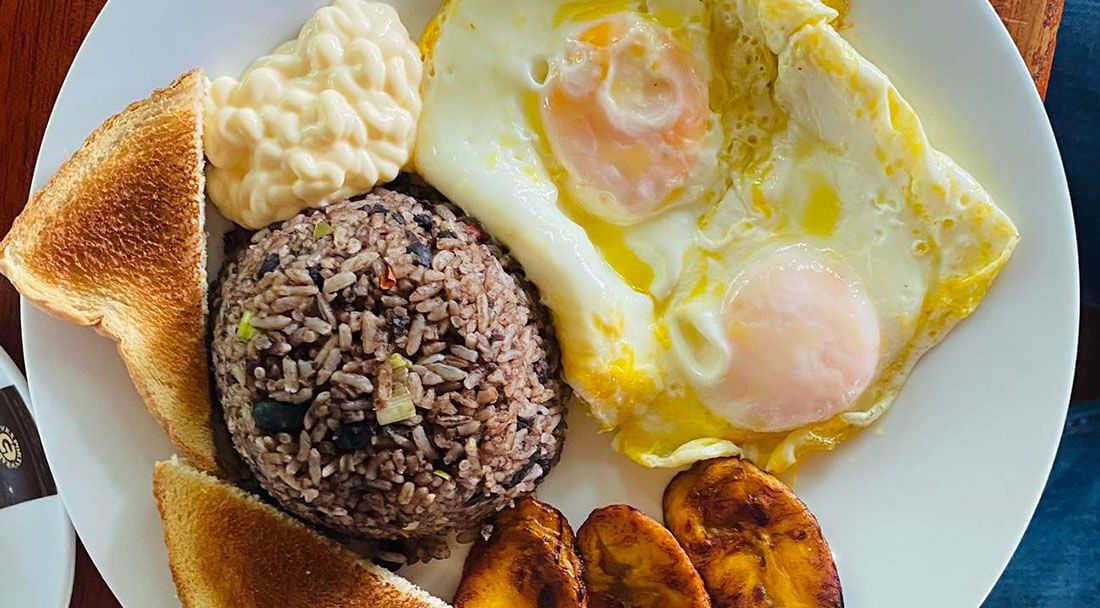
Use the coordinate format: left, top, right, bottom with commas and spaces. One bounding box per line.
204, 0, 422, 228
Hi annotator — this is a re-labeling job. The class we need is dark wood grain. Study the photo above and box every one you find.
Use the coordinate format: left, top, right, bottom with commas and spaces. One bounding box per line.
991, 0, 1066, 96
0, 0, 106, 372
0, 1, 1070, 606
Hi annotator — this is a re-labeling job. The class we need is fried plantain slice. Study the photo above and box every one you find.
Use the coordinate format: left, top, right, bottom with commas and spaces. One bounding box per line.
454, 497, 587, 608
577, 504, 711, 608
663, 457, 842, 608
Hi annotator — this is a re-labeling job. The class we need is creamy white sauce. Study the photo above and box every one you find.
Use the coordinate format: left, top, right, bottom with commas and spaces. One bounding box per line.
205, 0, 422, 228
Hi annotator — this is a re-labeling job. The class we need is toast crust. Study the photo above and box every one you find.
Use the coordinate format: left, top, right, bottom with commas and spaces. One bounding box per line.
0, 70, 216, 472
153, 459, 452, 608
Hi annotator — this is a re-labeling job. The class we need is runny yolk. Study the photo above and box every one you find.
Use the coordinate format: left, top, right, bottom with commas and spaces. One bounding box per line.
713, 247, 881, 433
541, 14, 709, 224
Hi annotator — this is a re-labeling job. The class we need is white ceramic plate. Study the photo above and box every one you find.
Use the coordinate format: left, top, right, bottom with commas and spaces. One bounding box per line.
0, 348, 75, 608
23, 0, 1078, 606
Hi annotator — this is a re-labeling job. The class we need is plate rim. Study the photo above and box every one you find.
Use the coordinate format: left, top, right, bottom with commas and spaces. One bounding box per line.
964, 0, 1079, 602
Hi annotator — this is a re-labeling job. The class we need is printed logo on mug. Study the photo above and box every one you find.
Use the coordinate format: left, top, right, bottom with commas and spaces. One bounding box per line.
0, 424, 21, 469
0, 387, 55, 508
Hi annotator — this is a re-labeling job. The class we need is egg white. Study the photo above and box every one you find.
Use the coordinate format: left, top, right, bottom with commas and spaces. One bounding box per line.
416, 0, 1019, 471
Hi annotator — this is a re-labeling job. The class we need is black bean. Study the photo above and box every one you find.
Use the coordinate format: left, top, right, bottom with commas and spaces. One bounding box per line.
370, 204, 388, 215
333, 289, 355, 307
387, 311, 409, 337
413, 214, 434, 232
463, 490, 489, 507
535, 454, 554, 475
407, 241, 433, 267
507, 459, 539, 488
253, 400, 305, 434
334, 421, 375, 452
533, 360, 550, 384
391, 211, 407, 224
437, 230, 457, 240
256, 254, 280, 279
308, 266, 324, 289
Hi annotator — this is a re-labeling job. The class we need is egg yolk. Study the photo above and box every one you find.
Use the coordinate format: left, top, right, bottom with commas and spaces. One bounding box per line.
714, 248, 881, 433
541, 15, 709, 223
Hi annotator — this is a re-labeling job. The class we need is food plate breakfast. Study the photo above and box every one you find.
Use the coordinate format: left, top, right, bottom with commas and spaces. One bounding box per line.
14, 0, 1077, 606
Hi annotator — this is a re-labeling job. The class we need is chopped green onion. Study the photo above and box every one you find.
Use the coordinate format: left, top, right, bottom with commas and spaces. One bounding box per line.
376, 354, 417, 425
313, 221, 334, 239
377, 387, 415, 425
387, 353, 411, 369
432, 470, 452, 481
236, 310, 257, 341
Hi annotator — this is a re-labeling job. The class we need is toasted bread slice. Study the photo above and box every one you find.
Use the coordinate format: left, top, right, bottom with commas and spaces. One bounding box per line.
0, 70, 217, 472
153, 459, 451, 608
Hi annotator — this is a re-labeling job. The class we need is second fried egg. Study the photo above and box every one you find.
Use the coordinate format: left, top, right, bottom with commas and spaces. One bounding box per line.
416, 0, 1019, 471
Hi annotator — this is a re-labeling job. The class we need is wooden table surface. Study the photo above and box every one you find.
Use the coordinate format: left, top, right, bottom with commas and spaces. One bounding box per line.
0, 0, 1069, 606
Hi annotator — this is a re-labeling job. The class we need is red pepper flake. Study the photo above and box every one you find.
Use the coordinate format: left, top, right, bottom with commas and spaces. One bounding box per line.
380, 264, 397, 290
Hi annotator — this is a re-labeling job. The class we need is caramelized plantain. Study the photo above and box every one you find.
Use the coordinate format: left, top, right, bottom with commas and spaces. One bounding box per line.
663, 457, 842, 608
454, 497, 587, 608
577, 504, 711, 608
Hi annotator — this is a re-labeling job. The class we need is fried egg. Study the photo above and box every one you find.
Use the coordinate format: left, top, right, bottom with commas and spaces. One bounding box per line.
415, 0, 1019, 472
